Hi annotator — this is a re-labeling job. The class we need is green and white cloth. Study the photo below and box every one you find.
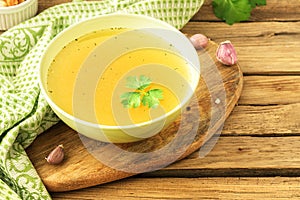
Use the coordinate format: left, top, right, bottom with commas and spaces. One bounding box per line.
0, 0, 203, 199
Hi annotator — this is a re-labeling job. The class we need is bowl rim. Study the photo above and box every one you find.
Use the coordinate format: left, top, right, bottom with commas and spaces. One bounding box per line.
39, 13, 200, 131
0, 0, 36, 12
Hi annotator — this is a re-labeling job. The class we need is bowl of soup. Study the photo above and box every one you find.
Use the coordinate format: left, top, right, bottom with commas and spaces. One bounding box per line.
39, 13, 200, 143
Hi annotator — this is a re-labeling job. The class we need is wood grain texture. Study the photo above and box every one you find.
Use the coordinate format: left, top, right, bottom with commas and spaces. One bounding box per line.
192, 0, 300, 22
26, 40, 243, 192
239, 76, 300, 105
51, 177, 300, 199
198, 75, 299, 135
38, 0, 70, 13
182, 22, 300, 40
146, 136, 300, 177
182, 22, 300, 74
223, 103, 300, 135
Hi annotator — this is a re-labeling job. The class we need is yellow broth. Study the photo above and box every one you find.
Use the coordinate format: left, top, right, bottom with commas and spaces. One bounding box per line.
47, 28, 194, 126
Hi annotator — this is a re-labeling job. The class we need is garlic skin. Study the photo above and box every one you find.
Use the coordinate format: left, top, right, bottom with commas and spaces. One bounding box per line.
216, 40, 238, 66
189, 34, 209, 49
45, 144, 64, 165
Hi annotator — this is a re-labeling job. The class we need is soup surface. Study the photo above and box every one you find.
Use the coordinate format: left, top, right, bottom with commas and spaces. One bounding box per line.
47, 28, 194, 126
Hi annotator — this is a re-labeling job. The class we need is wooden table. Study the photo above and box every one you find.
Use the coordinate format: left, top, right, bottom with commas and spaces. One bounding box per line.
2, 0, 300, 199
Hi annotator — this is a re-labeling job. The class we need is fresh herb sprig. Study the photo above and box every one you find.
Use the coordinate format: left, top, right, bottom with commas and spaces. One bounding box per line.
121, 75, 163, 109
212, 0, 266, 25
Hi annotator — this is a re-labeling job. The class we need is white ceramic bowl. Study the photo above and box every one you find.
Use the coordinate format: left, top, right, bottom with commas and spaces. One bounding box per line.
39, 13, 200, 143
0, 0, 38, 30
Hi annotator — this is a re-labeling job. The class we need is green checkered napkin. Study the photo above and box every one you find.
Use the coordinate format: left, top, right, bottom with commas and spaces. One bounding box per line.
0, 0, 203, 199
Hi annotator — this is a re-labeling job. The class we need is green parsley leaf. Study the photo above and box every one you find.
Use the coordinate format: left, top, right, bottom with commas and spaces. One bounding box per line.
120, 75, 164, 109
142, 89, 164, 108
120, 92, 141, 108
249, 0, 266, 8
212, 0, 266, 25
212, 0, 252, 25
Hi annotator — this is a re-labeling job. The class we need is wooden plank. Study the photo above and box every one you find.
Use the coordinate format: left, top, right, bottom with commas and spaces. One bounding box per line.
221, 76, 300, 135
182, 22, 300, 40
147, 136, 300, 177
38, 0, 70, 13
52, 137, 300, 199
232, 36, 300, 75
51, 177, 300, 199
239, 76, 300, 105
182, 22, 300, 74
192, 0, 300, 22
223, 103, 300, 135
191, 0, 220, 22
248, 0, 300, 22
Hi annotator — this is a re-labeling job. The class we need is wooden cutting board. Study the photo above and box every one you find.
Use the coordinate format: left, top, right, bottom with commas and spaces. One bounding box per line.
26, 40, 243, 192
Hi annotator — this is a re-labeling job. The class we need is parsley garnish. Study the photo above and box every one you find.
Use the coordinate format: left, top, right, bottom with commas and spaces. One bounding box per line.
212, 0, 266, 25
120, 75, 163, 109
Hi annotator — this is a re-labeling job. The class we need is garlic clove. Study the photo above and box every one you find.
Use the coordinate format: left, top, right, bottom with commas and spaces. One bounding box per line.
189, 33, 209, 49
45, 144, 64, 165
216, 40, 238, 66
